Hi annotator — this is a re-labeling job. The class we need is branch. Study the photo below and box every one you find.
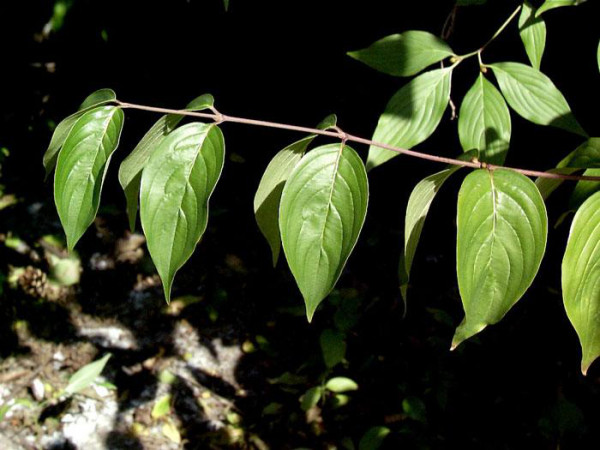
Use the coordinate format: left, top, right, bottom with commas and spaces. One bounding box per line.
115, 100, 600, 182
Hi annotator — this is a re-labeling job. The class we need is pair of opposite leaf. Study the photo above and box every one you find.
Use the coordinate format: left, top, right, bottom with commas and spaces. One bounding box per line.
253, 114, 369, 321
46, 90, 224, 303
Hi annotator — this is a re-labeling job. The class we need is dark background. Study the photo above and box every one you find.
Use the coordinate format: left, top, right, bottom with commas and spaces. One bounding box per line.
2, 0, 600, 448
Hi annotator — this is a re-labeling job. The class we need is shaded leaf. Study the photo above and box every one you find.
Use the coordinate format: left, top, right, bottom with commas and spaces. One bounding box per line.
453, 169, 547, 348
569, 169, 600, 209
44, 88, 116, 178
562, 191, 600, 374
536, 0, 586, 16
54, 106, 124, 251
320, 328, 347, 369
280, 144, 368, 320
358, 426, 391, 450
119, 94, 214, 230
65, 353, 111, 395
401, 166, 462, 302
368, 68, 452, 170
519, 1, 546, 69
400, 151, 477, 303
490, 62, 586, 136
458, 73, 511, 164
348, 31, 454, 77
535, 167, 579, 200
563, 138, 600, 168
325, 377, 358, 393
140, 123, 225, 303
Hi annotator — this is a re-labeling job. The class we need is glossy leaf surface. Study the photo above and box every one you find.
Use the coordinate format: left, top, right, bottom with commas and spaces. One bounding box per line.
280, 144, 368, 320
368, 68, 452, 170
562, 191, 600, 374
490, 62, 586, 136
119, 94, 214, 230
454, 169, 547, 348
458, 73, 511, 164
519, 1, 546, 70
348, 31, 454, 77
54, 106, 124, 251
140, 123, 225, 303
44, 88, 116, 178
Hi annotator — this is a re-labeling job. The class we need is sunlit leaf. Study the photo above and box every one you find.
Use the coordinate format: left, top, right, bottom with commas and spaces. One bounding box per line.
536, 0, 586, 17
562, 191, 600, 374
54, 106, 124, 251
44, 88, 116, 178
348, 31, 454, 77
453, 169, 547, 348
519, 1, 546, 69
161, 422, 181, 444
119, 94, 214, 230
358, 426, 391, 450
280, 144, 368, 320
490, 62, 586, 136
300, 386, 323, 411
325, 377, 358, 393
65, 353, 111, 395
151, 395, 172, 419
140, 123, 225, 303
458, 73, 511, 164
367, 68, 452, 170
254, 115, 337, 266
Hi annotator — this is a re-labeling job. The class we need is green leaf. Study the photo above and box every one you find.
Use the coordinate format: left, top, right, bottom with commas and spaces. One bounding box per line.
569, 169, 600, 210
325, 377, 359, 393
223, 0, 229, 11
562, 138, 600, 168
367, 68, 452, 170
254, 144, 312, 266
490, 62, 586, 136
43, 89, 116, 178
562, 191, 600, 374
152, 395, 172, 419
453, 169, 548, 348
317, 114, 338, 131
65, 353, 111, 395
280, 144, 368, 320
536, 0, 586, 17
358, 426, 391, 450
54, 106, 124, 251
300, 386, 323, 411
348, 31, 454, 78
519, 1, 547, 70
118, 94, 214, 230
535, 167, 579, 200
401, 166, 462, 302
458, 73, 511, 164
79, 88, 116, 110
253, 116, 336, 266
320, 328, 347, 369
597, 39, 600, 73
140, 122, 225, 303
